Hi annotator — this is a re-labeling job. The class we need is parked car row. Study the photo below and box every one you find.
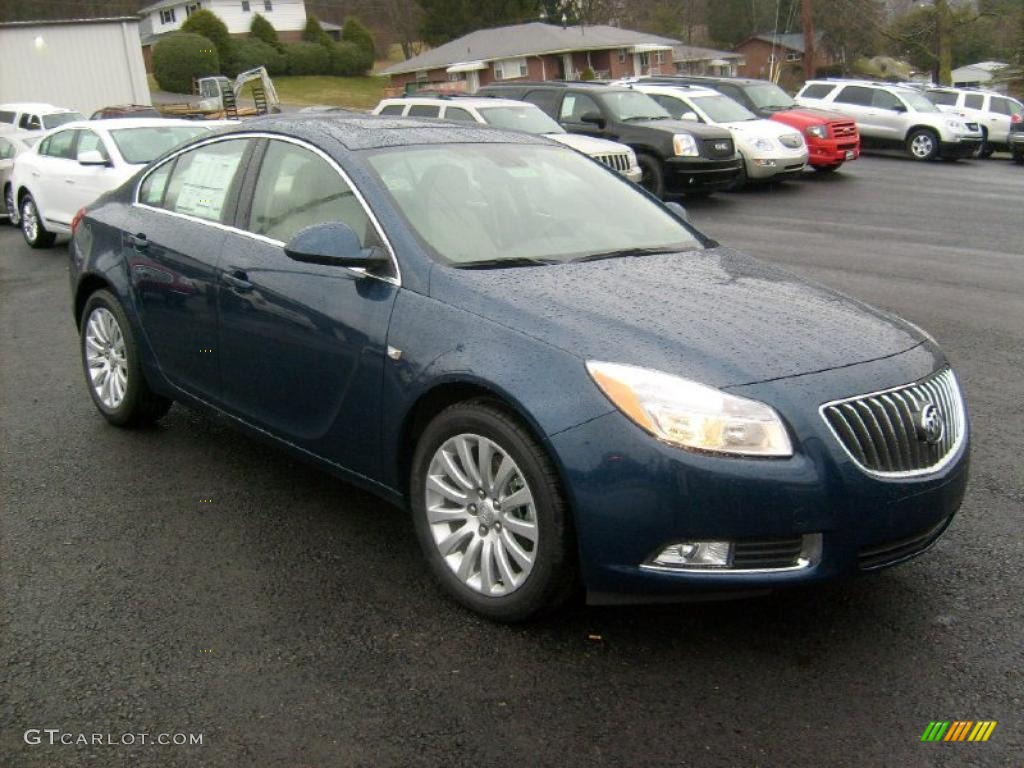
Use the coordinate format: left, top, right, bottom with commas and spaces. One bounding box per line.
63, 114, 970, 621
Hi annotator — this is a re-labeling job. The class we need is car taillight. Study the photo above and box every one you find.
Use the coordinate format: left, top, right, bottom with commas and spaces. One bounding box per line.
1012, 113, 1022, 124
71, 207, 86, 235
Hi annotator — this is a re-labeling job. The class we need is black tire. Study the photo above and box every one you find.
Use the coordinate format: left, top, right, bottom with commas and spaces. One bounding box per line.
636, 153, 665, 199
1013, 150, 1024, 166
814, 163, 841, 174
20, 193, 56, 248
906, 128, 939, 161
976, 129, 994, 159
727, 154, 749, 191
410, 399, 576, 622
80, 289, 172, 427
3, 184, 17, 226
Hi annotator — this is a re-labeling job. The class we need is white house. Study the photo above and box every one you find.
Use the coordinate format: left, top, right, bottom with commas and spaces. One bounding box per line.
138, 0, 309, 40
951, 61, 1009, 91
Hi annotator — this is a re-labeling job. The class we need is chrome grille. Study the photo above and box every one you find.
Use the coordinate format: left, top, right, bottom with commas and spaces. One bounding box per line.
702, 138, 734, 158
821, 368, 965, 477
830, 121, 857, 138
595, 153, 631, 172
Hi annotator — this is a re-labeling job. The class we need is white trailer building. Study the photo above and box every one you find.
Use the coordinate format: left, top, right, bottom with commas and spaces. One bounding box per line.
0, 17, 151, 115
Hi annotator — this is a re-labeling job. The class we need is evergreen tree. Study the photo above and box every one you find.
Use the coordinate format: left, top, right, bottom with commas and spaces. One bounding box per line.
250, 13, 283, 52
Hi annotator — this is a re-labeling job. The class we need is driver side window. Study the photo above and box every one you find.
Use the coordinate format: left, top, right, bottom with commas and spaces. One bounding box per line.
872, 90, 903, 110
560, 93, 600, 123
651, 94, 689, 120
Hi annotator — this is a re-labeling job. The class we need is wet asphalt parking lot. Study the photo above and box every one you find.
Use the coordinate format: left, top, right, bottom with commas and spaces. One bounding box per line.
1, 153, 1022, 767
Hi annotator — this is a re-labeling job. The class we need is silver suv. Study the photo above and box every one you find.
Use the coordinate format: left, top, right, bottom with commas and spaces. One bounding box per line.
924, 87, 1023, 157
795, 79, 982, 161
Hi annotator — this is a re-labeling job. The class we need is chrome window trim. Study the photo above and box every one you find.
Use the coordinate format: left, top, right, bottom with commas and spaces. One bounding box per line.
639, 534, 823, 575
132, 131, 402, 287
819, 367, 967, 480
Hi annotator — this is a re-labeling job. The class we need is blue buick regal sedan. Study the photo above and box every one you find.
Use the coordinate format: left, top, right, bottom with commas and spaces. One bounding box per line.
69, 115, 969, 621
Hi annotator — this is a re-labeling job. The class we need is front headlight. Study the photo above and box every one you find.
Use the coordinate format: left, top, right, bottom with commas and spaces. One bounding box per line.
805, 124, 828, 139
586, 361, 793, 457
750, 136, 774, 152
673, 134, 699, 157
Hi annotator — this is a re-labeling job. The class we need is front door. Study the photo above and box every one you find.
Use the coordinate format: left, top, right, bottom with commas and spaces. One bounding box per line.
130, 137, 253, 399
216, 138, 398, 479
61, 128, 117, 218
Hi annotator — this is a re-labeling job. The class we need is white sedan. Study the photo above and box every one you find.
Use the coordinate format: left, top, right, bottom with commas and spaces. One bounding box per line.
10, 118, 220, 248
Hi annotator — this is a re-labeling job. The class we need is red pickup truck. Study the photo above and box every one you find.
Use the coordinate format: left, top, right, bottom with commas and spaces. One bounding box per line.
663, 76, 861, 172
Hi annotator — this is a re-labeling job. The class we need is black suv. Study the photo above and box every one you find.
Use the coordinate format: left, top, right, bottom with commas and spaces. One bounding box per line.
477, 81, 741, 197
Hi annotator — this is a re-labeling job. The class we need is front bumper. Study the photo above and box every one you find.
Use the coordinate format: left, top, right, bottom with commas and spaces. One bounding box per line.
744, 149, 808, 180
550, 348, 970, 603
663, 156, 743, 194
940, 137, 982, 158
806, 136, 860, 167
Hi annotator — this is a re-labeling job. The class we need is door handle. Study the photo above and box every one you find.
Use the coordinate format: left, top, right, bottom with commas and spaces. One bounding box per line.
129, 232, 148, 250
222, 269, 253, 293
65, 179, 75, 184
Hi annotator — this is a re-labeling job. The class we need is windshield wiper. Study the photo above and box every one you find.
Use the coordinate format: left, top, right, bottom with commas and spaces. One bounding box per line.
456, 256, 556, 269
572, 247, 679, 263
623, 115, 668, 121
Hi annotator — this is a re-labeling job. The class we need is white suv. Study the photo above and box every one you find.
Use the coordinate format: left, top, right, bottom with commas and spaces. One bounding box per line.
924, 87, 1023, 157
795, 80, 982, 161
373, 97, 641, 183
0, 102, 84, 133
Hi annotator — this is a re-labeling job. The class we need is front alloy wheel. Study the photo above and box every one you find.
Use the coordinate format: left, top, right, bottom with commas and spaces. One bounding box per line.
85, 307, 129, 410
907, 129, 938, 161
411, 400, 575, 622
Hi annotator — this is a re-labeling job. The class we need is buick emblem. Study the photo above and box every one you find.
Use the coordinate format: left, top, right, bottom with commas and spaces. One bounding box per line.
915, 403, 944, 445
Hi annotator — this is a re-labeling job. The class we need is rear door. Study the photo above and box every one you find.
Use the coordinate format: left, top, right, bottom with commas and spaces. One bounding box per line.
988, 96, 1021, 144
215, 137, 399, 479
130, 137, 253, 400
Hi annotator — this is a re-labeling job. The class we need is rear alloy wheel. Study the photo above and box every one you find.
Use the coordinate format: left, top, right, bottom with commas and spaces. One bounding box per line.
411, 401, 575, 622
636, 154, 665, 199
4, 185, 17, 226
20, 194, 56, 248
81, 290, 171, 427
906, 129, 939, 161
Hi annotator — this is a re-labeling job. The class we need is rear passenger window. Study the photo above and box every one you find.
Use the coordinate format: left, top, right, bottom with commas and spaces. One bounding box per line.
19, 114, 42, 130
407, 105, 440, 118
247, 140, 377, 248
964, 94, 984, 110
523, 89, 560, 115
41, 130, 76, 159
990, 97, 1018, 116
378, 104, 404, 116
834, 86, 874, 106
163, 139, 249, 223
444, 107, 477, 123
0, 110, 15, 124
799, 83, 834, 100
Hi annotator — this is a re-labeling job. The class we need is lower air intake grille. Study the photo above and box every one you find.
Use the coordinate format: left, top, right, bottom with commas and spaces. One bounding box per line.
858, 516, 951, 570
821, 367, 965, 477
733, 537, 805, 569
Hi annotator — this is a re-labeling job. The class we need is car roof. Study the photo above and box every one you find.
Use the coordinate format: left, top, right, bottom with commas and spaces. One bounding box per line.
380, 97, 533, 109
211, 114, 552, 151
53, 117, 218, 132
0, 102, 78, 113
631, 83, 720, 96
483, 81, 634, 93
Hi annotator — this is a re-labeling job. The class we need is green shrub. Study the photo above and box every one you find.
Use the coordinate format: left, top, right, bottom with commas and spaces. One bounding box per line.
152, 33, 220, 94
329, 41, 374, 77
580, 66, 596, 81
341, 17, 375, 60
284, 41, 331, 75
181, 9, 233, 72
302, 16, 333, 47
233, 39, 287, 76
249, 13, 282, 52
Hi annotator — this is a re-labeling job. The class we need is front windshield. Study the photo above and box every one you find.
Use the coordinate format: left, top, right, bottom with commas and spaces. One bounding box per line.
42, 112, 84, 129
603, 91, 670, 121
897, 90, 939, 113
479, 106, 564, 134
693, 94, 757, 122
109, 125, 211, 164
744, 82, 795, 110
365, 143, 701, 266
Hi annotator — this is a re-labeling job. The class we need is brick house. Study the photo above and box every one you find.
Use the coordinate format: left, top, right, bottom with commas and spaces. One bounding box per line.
733, 33, 835, 80
380, 22, 679, 95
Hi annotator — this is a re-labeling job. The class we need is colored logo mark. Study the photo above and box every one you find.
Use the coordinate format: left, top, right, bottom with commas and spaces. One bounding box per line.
920, 721, 997, 742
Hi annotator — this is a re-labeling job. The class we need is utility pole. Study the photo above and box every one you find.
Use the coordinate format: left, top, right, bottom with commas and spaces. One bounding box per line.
802, 0, 815, 80
935, 0, 952, 85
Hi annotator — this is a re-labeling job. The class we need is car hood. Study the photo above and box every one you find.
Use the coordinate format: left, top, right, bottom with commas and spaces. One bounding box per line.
429, 248, 925, 389
720, 118, 800, 140
632, 118, 733, 139
772, 106, 854, 124
548, 132, 632, 155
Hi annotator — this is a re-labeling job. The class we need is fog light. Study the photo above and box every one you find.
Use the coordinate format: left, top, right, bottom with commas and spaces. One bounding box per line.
652, 541, 732, 568
754, 159, 777, 167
